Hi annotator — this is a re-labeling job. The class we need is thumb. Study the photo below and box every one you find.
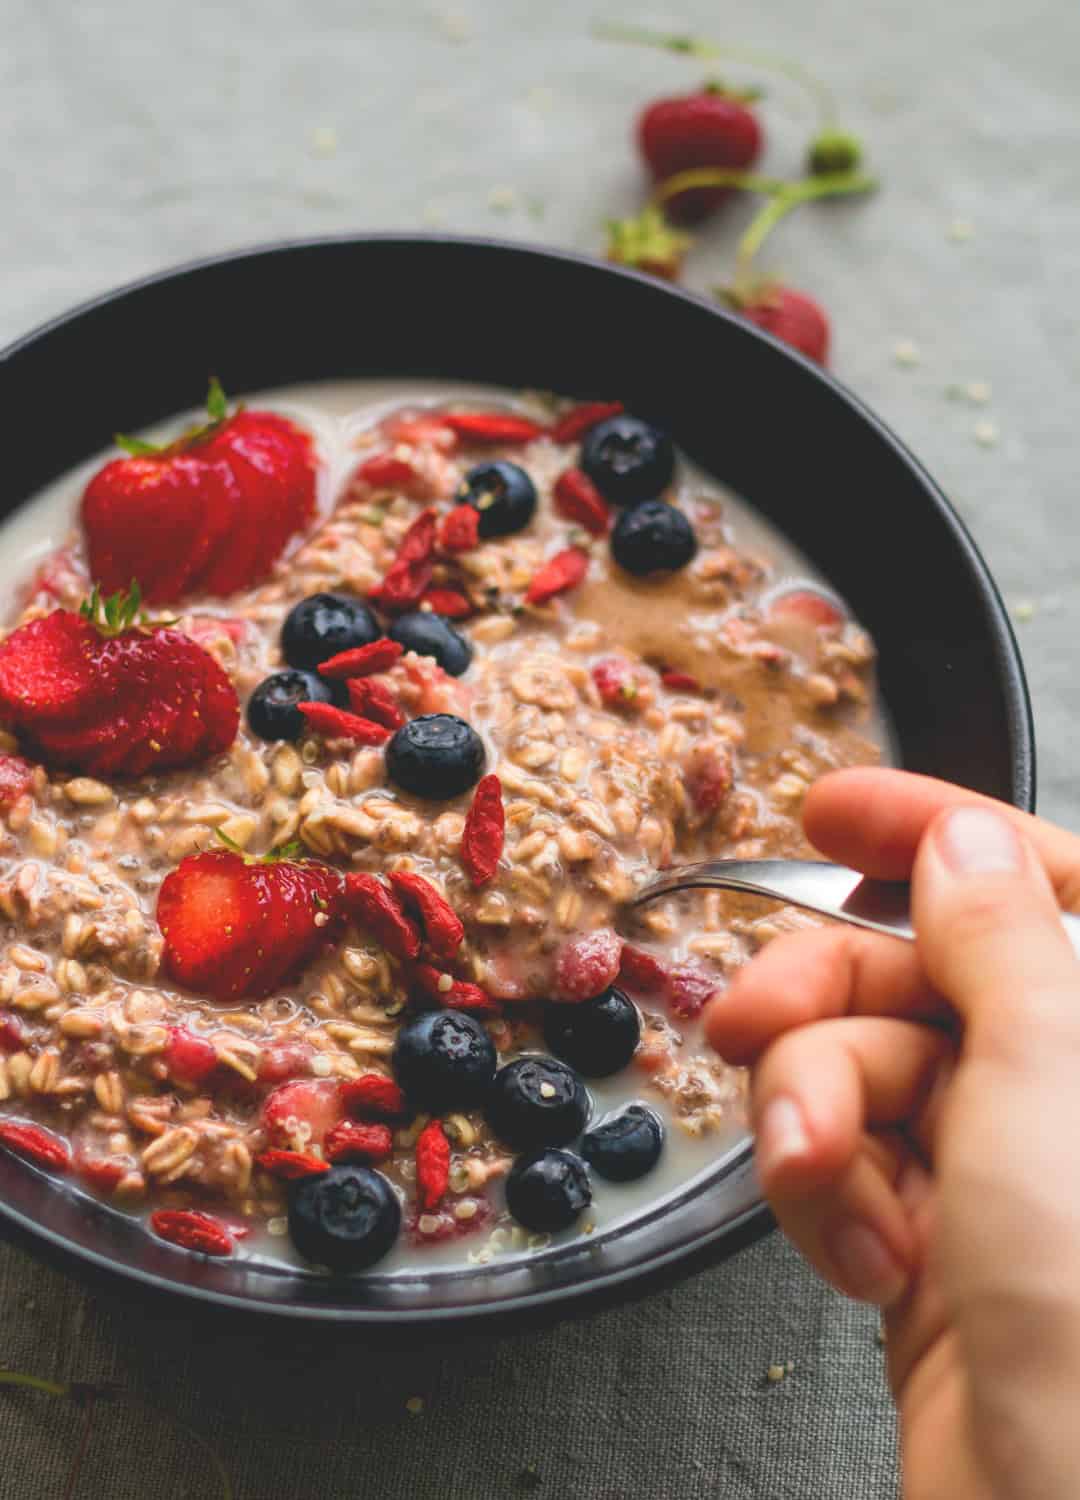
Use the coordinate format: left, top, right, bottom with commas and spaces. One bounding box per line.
912, 804, 1080, 1054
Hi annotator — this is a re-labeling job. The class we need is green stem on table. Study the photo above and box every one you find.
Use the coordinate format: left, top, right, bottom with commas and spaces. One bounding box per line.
593, 21, 838, 125
736, 170, 877, 284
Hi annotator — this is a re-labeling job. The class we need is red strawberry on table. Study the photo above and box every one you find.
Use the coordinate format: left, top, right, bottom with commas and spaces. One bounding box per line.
157, 846, 346, 1002
638, 84, 763, 224
82, 378, 316, 603
728, 283, 830, 365
0, 584, 239, 778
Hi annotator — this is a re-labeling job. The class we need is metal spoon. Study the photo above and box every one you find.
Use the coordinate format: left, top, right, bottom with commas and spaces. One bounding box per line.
632, 857, 1080, 959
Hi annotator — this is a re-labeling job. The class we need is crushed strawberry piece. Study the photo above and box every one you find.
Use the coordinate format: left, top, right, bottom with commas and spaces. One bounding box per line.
341, 1072, 407, 1121
553, 929, 624, 1003
418, 588, 473, 620
256, 1040, 312, 1084
549, 401, 624, 444
163, 1026, 219, 1086
552, 469, 611, 536
405, 1195, 494, 1245
76, 1155, 129, 1192
297, 701, 391, 745
441, 412, 544, 445
318, 638, 403, 679
415, 1119, 451, 1210
684, 744, 734, 815
0, 754, 35, 807
461, 773, 504, 887
256, 1148, 331, 1180
150, 1208, 233, 1257
261, 1077, 344, 1149
324, 1119, 394, 1165
437, 505, 481, 555
525, 548, 589, 606
387, 872, 464, 962
665, 966, 721, 1019
661, 669, 701, 693
345, 677, 406, 730
618, 945, 669, 996
0, 1119, 71, 1170
345, 873, 422, 960
592, 657, 642, 708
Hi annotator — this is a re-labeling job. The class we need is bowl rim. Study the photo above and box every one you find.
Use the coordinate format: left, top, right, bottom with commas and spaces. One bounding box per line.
0, 232, 1035, 1323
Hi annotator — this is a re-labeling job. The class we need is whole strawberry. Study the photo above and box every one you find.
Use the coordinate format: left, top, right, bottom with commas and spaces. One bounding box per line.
637, 84, 762, 224
730, 283, 830, 365
0, 584, 239, 777
158, 847, 346, 1001
82, 379, 316, 603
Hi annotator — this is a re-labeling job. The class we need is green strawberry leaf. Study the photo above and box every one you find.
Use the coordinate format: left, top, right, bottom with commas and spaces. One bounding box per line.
114, 433, 160, 457
206, 376, 229, 423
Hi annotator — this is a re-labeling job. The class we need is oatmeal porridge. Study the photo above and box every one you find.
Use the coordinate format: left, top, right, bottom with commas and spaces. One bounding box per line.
0, 378, 886, 1274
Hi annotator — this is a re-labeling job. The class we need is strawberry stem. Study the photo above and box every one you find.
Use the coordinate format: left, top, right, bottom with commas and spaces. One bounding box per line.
734, 170, 877, 286
593, 21, 837, 125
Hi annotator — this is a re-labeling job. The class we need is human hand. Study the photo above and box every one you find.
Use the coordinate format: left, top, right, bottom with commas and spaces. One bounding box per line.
704, 767, 1080, 1500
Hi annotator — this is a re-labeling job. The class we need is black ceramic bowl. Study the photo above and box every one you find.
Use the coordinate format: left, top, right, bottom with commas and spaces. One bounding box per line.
0, 235, 1033, 1327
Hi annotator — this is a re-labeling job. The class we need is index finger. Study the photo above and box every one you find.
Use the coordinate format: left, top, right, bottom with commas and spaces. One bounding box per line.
804, 768, 1080, 908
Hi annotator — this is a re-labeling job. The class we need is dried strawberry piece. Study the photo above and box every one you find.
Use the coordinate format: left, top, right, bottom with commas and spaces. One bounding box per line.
341, 1072, 407, 1121
665, 966, 720, 1020
415, 1119, 450, 1210
661, 670, 701, 693
297, 701, 391, 745
461, 773, 504, 887
0, 1119, 71, 1171
324, 1119, 394, 1165
418, 588, 473, 620
150, 1208, 234, 1257
549, 401, 625, 444
345, 677, 406, 730
437, 504, 481, 555
0, 754, 34, 807
592, 657, 642, 708
552, 469, 610, 536
388, 872, 464, 963
553, 929, 624, 1003
525, 548, 589, 606
163, 1026, 219, 1086
369, 508, 438, 613
618, 945, 669, 996
345, 873, 422, 960
318, 638, 403, 679
256, 1148, 330, 1180
411, 963, 501, 1016
441, 412, 544, 445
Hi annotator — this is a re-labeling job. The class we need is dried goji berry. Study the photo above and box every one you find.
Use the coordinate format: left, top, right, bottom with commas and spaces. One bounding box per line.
318, 638, 403, 679
441, 412, 544, 445
354, 452, 423, 493
553, 929, 624, 1003
0, 753, 35, 808
437, 504, 481, 555
418, 588, 473, 620
661, 669, 702, 693
163, 1025, 219, 1085
415, 1119, 450, 1210
461, 773, 504, 887
256, 1148, 331, 1180
76, 1156, 128, 1192
150, 1208, 234, 1257
388, 872, 464, 963
618, 945, 669, 996
341, 1072, 407, 1121
0, 1119, 71, 1171
525, 547, 589, 606
346, 677, 405, 730
369, 508, 438, 612
591, 657, 641, 708
344, 874, 422, 960
324, 1119, 394, 1165
552, 468, 610, 536
411, 962, 501, 1016
549, 400, 624, 444
297, 702, 391, 745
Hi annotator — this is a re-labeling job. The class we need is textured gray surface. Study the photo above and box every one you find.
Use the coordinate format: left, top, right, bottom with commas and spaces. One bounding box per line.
3, 0, 1079, 1494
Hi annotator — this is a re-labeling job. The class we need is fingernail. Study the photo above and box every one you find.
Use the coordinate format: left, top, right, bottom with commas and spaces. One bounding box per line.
937, 806, 1022, 876
755, 1096, 810, 1179
824, 1218, 908, 1306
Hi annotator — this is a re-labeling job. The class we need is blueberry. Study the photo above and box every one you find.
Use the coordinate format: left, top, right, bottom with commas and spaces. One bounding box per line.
610, 500, 697, 577
580, 416, 675, 506
505, 1148, 592, 1233
543, 987, 640, 1078
246, 669, 341, 742
581, 1104, 664, 1183
281, 592, 379, 670
287, 1163, 401, 1271
457, 461, 537, 538
485, 1056, 590, 1150
390, 611, 472, 677
392, 1009, 496, 1112
385, 714, 486, 799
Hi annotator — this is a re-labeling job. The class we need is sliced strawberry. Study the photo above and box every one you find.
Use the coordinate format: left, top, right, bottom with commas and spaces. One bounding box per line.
201, 410, 316, 583
441, 412, 544, 445
0, 754, 34, 807
553, 929, 624, 1003
262, 1078, 344, 1149
0, 612, 100, 724
163, 1026, 219, 1085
